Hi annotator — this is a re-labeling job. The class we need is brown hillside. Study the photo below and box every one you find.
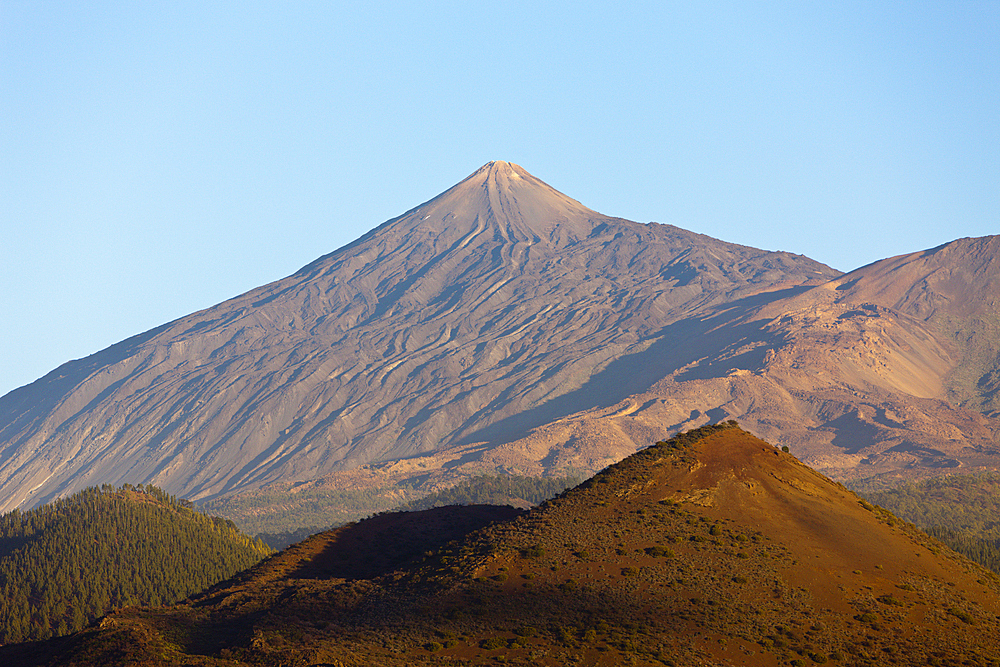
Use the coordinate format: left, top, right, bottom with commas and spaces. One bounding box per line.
12, 424, 1000, 666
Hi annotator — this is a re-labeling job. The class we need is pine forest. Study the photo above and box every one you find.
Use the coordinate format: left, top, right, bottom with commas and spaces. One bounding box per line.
0, 484, 272, 643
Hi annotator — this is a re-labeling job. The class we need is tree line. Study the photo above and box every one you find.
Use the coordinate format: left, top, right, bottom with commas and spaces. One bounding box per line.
860, 472, 1000, 574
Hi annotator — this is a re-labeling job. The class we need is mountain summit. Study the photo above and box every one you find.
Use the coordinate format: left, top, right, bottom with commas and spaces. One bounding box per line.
0, 163, 838, 511
404, 160, 598, 243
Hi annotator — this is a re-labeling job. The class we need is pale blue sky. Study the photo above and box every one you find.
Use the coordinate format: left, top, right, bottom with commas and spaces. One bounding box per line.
1, 1, 997, 397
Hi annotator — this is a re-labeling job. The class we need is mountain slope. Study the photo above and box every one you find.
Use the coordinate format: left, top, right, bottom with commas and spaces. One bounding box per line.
667, 235, 1000, 479
449, 235, 1000, 492
0, 162, 837, 511
9, 425, 1000, 666
818, 235, 1000, 415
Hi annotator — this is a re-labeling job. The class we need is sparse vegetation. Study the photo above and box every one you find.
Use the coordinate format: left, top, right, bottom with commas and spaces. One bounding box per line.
208, 473, 581, 549
948, 608, 975, 624
4, 425, 999, 666
202, 484, 422, 536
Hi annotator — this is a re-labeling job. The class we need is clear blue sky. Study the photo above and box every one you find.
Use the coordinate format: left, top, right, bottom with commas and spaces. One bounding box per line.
2, 1, 997, 397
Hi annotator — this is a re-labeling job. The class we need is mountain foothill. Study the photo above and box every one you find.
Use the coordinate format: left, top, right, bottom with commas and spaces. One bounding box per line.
6, 424, 999, 665
1, 161, 997, 519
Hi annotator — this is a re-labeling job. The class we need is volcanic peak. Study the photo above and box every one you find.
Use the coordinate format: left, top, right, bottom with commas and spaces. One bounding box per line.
402, 160, 600, 245
0, 161, 843, 513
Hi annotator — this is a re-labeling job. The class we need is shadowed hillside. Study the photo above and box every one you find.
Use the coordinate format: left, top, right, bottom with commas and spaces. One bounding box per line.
9, 424, 999, 666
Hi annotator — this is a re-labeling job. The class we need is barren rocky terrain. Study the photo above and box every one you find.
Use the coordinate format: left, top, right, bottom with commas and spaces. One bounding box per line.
0, 161, 997, 515
0, 162, 837, 511
272, 236, 1000, 508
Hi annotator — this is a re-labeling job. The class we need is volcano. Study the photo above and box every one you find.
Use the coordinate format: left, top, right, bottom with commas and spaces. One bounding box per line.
0, 162, 838, 510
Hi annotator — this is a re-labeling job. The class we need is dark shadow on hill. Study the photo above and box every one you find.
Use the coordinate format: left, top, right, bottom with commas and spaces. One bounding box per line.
826, 412, 891, 456
287, 505, 523, 580
455, 286, 809, 449
0, 629, 91, 667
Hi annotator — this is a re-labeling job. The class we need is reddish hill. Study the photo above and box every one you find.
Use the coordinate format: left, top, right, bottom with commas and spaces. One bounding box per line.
11, 424, 999, 666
